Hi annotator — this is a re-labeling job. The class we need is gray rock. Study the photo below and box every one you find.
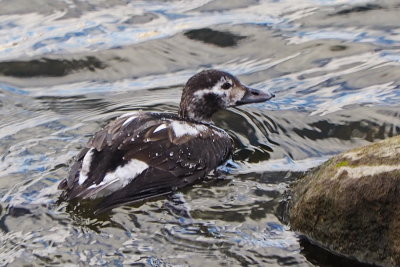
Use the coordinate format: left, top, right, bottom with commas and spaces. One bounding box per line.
289, 135, 400, 266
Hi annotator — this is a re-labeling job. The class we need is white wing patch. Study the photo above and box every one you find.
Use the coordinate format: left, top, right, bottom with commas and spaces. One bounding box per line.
122, 115, 138, 126
171, 121, 207, 137
153, 124, 167, 133
87, 159, 148, 198
78, 148, 95, 185
120, 111, 140, 118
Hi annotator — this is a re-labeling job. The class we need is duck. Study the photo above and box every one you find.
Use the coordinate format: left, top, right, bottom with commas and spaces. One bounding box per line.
58, 69, 275, 213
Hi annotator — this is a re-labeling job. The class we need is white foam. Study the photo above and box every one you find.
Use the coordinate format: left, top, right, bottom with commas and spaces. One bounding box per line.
78, 148, 95, 185
238, 156, 331, 174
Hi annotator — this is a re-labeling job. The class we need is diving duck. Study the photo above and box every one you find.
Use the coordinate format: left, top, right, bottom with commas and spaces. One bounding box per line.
58, 69, 275, 212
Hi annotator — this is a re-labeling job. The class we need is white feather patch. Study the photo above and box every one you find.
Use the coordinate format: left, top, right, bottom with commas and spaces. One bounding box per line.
153, 124, 167, 133
122, 115, 137, 126
193, 76, 231, 99
78, 148, 95, 185
120, 111, 139, 118
88, 159, 148, 198
171, 121, 204, 137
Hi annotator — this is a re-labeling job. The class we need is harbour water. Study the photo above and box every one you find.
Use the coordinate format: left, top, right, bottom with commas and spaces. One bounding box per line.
0, 0, 399, 265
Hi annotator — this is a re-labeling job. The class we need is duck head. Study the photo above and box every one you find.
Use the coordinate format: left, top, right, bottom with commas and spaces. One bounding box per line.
179, 69, 275, 122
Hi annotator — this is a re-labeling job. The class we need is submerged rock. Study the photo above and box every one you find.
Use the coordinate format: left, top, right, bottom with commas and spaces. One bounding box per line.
289, 135, 400, 266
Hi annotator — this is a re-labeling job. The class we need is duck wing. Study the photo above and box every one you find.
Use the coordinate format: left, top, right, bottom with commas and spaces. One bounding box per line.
59, 112, 232, 210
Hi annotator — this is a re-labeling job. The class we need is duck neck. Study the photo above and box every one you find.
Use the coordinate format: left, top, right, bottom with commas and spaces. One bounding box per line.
178, 101, 214, 123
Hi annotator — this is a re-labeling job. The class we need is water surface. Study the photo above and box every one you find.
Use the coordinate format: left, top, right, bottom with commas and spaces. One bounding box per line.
0, 0, 399, 265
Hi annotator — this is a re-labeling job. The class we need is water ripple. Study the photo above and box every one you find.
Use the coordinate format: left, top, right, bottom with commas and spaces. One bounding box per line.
0, 1, 398, 266
0, 1, 283, 60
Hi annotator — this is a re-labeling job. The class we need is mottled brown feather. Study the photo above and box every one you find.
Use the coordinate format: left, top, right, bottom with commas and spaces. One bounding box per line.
60, 113, 233, 204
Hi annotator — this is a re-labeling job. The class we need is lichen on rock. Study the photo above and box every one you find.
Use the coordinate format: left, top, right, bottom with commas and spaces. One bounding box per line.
289, 135, 400, 266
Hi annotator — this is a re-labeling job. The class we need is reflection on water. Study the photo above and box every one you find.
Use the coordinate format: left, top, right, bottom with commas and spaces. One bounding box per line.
0, 56, 106, 77
184, 28, 246, 47
0, 0, 399, 266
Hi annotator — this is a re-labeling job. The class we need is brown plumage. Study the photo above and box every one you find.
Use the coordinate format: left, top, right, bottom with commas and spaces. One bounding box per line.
58, 69, 274, 213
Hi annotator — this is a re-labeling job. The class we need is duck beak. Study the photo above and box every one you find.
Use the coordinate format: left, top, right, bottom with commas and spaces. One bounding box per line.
236, 86, 275, 106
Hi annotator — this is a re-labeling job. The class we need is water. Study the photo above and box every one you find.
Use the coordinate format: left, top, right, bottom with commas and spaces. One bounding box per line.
0, 0, 399, 265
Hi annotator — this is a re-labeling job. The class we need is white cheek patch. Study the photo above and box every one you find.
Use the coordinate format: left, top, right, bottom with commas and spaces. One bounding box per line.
193, 76, 232, 99
78, 148, 95, 185
228, 86, 246, 105
88, 159, 149, 198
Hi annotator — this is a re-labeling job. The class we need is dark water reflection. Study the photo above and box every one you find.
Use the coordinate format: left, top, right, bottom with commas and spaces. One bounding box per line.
0, 0, 399, 266
184, 28, 246, 47
0, 56, 106, 77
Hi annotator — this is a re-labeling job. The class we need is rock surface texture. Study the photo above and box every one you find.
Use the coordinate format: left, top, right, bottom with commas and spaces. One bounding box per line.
290, 135, 400, 266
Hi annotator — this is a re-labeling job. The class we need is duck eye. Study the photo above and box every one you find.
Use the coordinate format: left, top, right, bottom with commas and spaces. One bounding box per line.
221, 82, 232, 90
